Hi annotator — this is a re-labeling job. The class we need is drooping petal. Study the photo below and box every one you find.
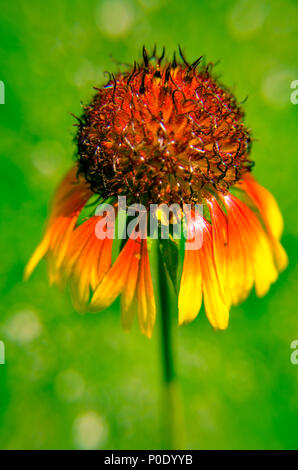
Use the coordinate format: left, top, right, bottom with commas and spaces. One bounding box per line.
238, 174, 288, 271
120, 256, 140, 333
91, 236, 142, 311
269, 237, 288, 273
223, 193, 278, 299
178, 225, 202, 325
91, 235, 156, 338
47, 216, 78, 286
136, 239, 156, 338
198, 217, 229, 330
222, 194, 254, 305
24, 166, 92, 281
239, 174, 283, 239
178, 211, 229, 329
24, 232, 51, 282
206, 197, 230, 308
63, 216, 113, 310
49, 166, 91, 218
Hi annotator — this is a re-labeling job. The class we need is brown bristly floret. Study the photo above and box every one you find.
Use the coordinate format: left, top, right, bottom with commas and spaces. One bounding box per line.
76, 47, 254, 206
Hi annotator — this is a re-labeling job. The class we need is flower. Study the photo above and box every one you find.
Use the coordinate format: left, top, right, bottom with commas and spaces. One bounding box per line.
25, 47, 287, 337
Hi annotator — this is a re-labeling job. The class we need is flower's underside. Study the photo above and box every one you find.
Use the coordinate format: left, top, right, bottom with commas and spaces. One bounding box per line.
25, 49, 288, 337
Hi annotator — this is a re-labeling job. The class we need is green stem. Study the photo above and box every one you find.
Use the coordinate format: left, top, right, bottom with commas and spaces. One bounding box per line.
157, 242, 184, 449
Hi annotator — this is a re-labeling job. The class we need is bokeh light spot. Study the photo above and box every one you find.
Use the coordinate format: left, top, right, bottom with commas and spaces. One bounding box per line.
138, 0, 164, 11
95, 0, 134, 37
73, 411, 108, 449
54, 369, 85, 402
71, 60, 103, 87
5, 310, 42, 343
228, 0, 269, 38
31, 140, 65, 176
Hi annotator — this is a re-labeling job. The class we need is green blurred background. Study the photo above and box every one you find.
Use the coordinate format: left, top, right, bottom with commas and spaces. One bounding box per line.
0, 0, 297, 450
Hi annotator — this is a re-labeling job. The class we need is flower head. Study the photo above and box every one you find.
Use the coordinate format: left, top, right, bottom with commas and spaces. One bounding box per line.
25, 47, 287, 337
77, 47, 253, 205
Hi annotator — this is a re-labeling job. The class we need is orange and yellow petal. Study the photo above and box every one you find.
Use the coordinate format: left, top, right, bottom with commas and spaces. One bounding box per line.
178, 184, 285, 331
206, 197, 230, 307
50, 166, 91, 219
120, 248, 140, 332
24, 166, 92, 281
136, 239, 156, 337
47, 216, 78, 286
91, 236, 156, 338
91, 236, 142, 311
238, 174, 288, 272
178, 228, 202, 325
222, 194, 254, 305
63, 216, 113, 310
223, 193, 278, 300
198, 216, 229, 330
178, 211, 229, 329
239, 174, 283, 239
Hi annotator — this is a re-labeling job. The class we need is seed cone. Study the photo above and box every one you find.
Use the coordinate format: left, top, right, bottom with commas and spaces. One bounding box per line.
77, 48, 253, 206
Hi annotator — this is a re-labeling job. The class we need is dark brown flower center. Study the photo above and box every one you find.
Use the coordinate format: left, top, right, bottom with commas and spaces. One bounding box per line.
76, 49, 253, 206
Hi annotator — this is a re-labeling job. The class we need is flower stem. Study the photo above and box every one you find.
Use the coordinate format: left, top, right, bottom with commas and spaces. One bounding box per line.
157, 242, 184, 449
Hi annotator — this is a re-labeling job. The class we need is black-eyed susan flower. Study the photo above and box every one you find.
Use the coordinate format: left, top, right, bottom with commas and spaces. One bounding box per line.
25, 47, 288, 338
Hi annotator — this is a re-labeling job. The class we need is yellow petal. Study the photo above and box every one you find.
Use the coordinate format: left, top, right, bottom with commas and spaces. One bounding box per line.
24, 238, 49, 280
179, 211, 229, 329
207, 197, 230, 307
178, 246, 202, 326
198, 217, 229, 330
136, 239, 156, 338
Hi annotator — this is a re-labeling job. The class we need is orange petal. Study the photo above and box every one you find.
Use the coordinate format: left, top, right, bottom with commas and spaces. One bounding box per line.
223, 194, 278, 300
91, 236, 156, 337
91, 236, 142, 311
238, 174, 288, 272
222, 194, 254, 305
239, 174, 283, 239
64, 216, 113, 310
24, 166, 92, 281
178, 211, 229, 329
50, 166, 91, 219
47, 216, 78, 286
120, 260, 139, 333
